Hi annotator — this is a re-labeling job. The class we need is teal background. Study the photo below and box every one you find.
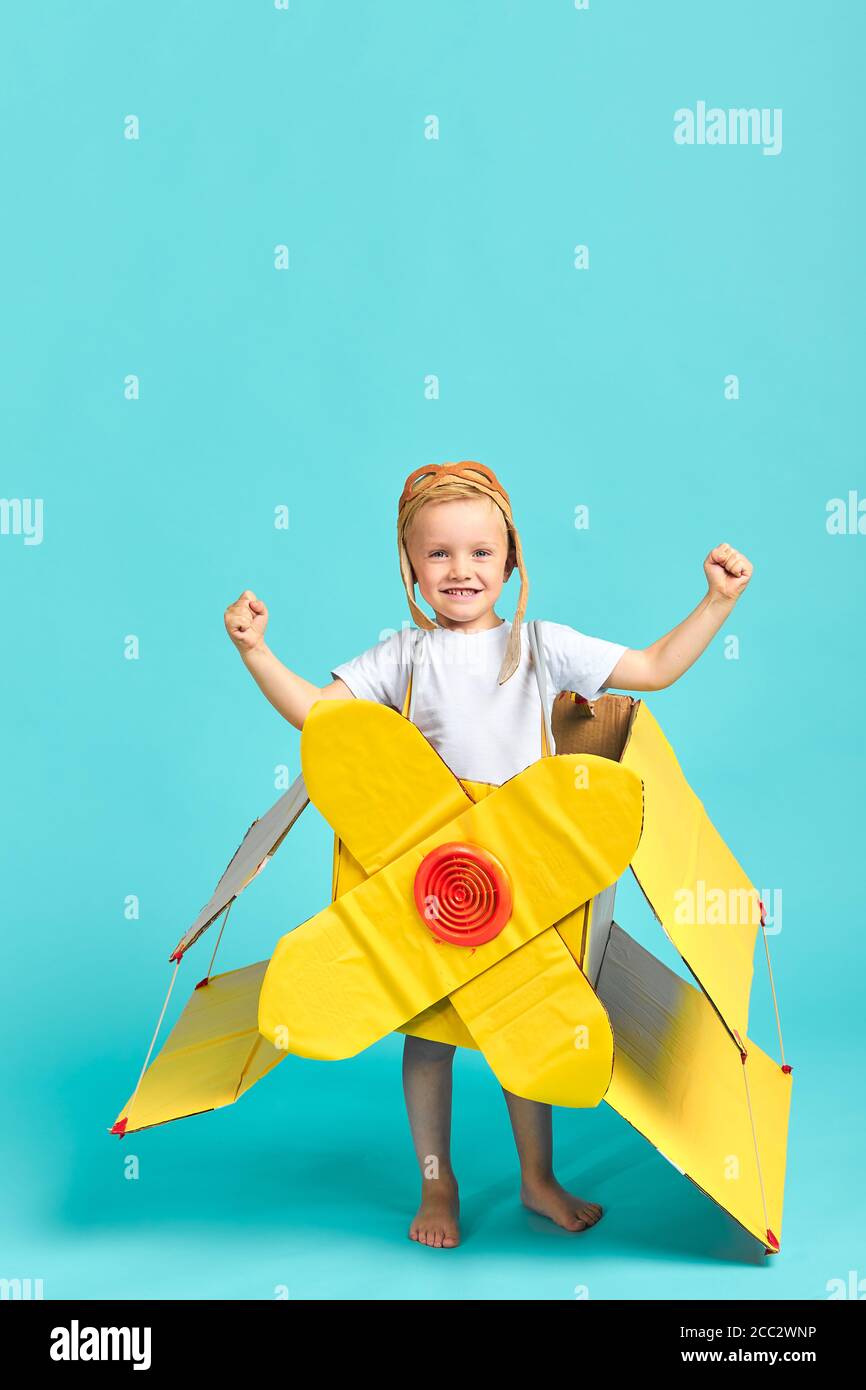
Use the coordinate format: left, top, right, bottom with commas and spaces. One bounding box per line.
2, 0, 864, 1301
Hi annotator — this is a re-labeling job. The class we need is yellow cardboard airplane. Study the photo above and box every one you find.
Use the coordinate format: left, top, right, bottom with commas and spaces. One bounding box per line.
111, 662, 791, 1255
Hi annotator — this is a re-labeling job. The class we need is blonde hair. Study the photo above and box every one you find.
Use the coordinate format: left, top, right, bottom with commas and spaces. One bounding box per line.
402, 480, 512, 550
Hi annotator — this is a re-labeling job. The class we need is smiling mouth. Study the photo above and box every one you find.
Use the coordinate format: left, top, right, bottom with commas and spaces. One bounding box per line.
441, 588, 481, 598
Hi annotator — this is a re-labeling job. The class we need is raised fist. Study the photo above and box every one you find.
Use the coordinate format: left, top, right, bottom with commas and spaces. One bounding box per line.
224, 589, 269, 653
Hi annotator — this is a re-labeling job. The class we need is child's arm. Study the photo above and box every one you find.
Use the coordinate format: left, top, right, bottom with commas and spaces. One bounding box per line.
224, 588, 354, 731
606, 542, 753, 692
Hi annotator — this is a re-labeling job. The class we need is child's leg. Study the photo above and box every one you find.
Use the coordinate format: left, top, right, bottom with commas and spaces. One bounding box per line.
402, 1034, 460, 1248
501, 1089, 604, 1233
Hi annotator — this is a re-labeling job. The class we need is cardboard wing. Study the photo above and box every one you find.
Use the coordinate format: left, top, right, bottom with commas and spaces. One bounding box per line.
552, 693, 791, 1253
168, 776, 310, 963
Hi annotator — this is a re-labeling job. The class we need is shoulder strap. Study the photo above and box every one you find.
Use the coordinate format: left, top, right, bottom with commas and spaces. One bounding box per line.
400, 628, 421, 721
528, 619, 555, 758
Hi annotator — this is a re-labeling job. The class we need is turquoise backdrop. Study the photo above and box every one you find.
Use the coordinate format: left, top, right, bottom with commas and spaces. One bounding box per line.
2, 1, 864, 1300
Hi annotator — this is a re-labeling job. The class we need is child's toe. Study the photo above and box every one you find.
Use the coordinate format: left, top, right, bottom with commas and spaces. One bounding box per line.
578, 1204, 602, 1227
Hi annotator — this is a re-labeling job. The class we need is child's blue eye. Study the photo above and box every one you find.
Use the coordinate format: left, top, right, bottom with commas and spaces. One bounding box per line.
428, 549, 493, 559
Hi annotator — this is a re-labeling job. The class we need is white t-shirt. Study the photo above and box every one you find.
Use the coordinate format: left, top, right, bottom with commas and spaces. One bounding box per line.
329, 619, 628, 785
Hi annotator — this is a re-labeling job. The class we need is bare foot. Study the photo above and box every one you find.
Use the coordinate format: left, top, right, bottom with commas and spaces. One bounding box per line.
520, 1175, 603, 1233
408, 1176, 460, 1248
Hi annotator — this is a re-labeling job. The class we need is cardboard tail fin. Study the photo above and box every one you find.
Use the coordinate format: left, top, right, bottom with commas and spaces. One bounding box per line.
598, 923, 791, 1251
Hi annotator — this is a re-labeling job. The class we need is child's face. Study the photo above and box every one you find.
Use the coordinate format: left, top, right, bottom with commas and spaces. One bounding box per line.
406, 496, 516, 630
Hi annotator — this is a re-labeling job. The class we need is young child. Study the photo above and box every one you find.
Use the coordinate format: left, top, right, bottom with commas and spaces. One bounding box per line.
224, 460, 752, 1249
